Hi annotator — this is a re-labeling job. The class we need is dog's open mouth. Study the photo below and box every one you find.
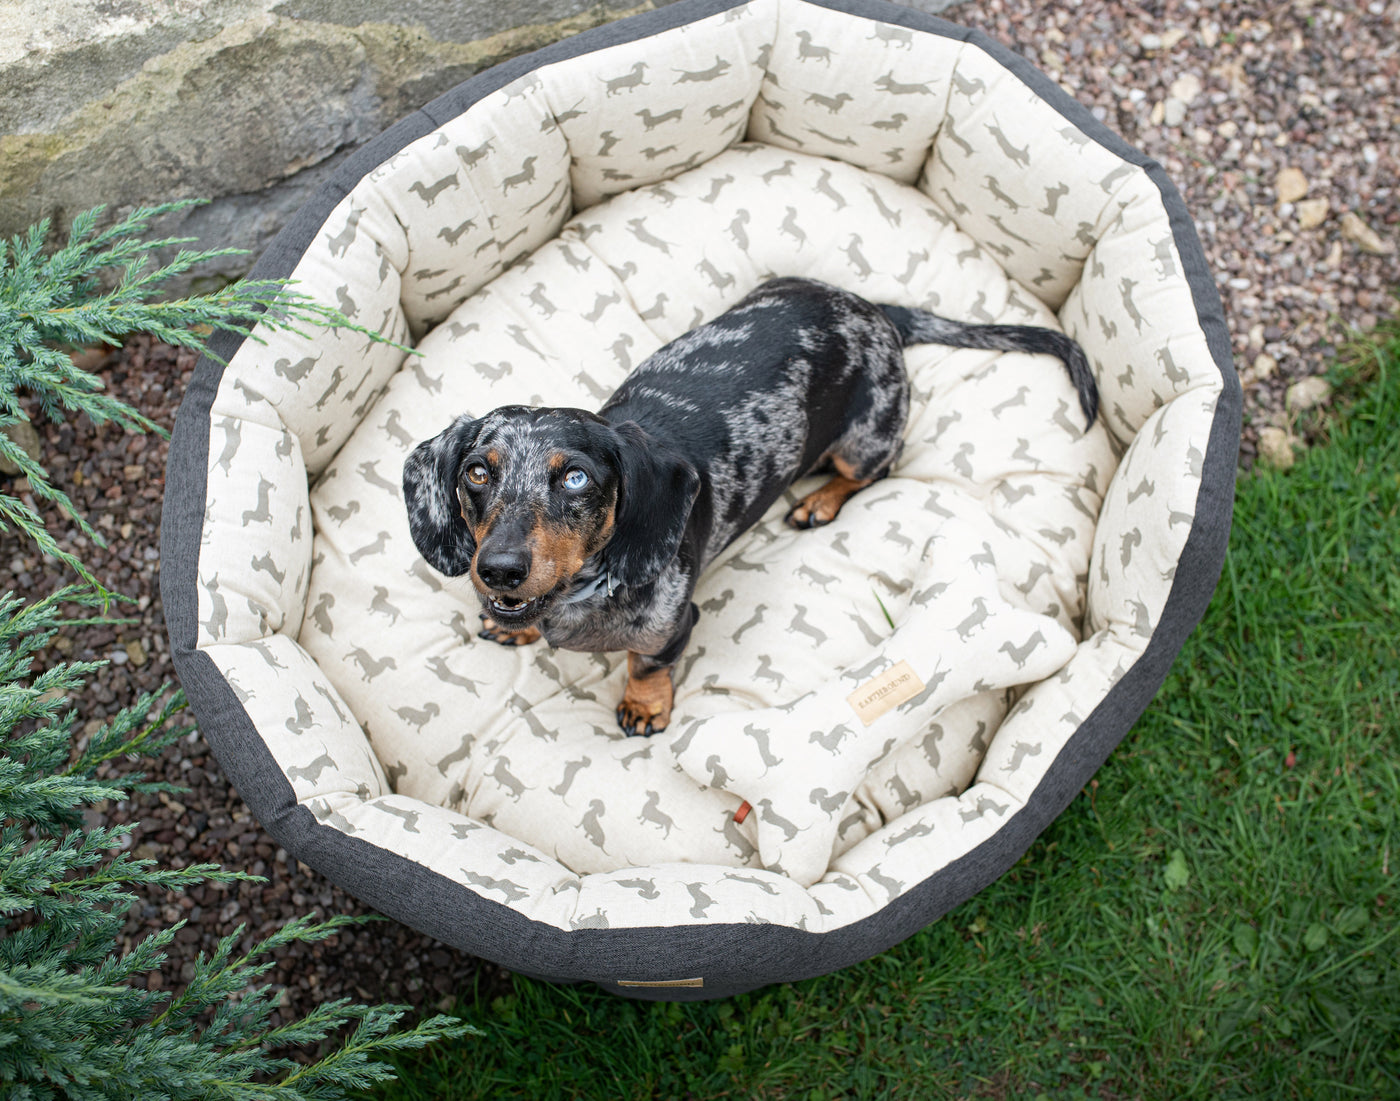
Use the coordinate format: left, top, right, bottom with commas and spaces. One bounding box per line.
482, 590, 554, 625
488, 593, 538, 616
478, 567, 587, 625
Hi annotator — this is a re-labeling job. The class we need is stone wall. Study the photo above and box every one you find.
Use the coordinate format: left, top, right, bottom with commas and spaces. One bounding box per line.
0, 0, 656, 284
1, 0, 959, 286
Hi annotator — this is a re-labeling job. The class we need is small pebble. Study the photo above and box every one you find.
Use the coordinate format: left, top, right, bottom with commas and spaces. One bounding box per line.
1340, 212, 1394, 256
1257, 427, 1297, 470
1296, 199, 1329, 230
1275, 167, 1309, 205
1169, 73, 1202, 104
1286, 377, 1333, 412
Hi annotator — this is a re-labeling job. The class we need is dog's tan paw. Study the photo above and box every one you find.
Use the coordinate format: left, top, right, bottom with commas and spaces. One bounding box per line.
616, 659, 674, 737
615, 697, 672, 737
478, 614, 542, 647
785, 474, 871, 529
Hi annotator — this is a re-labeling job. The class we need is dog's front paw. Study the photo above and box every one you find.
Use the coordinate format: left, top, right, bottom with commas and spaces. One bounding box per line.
616, 664, 674, 737
615, 699, 671, 737
478, 614, 542, 647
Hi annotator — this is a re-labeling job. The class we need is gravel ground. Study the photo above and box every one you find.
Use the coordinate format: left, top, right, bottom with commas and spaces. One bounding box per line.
5, 0, 1397, 1049
962, 0, 1399, 468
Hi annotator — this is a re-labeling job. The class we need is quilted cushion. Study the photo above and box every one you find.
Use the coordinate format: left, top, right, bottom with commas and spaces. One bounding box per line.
671, 514, 1080, 884
282, 140, 1113, 883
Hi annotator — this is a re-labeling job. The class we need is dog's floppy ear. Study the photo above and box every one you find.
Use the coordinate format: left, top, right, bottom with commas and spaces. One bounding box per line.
605, 420, 700, 589
402, 413, 482, 577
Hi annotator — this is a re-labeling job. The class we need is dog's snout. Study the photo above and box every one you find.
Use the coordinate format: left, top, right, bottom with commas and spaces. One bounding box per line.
477, 547, 531, 591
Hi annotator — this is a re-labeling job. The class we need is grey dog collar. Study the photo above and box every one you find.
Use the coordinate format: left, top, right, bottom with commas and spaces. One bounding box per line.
558, 569, 619, 605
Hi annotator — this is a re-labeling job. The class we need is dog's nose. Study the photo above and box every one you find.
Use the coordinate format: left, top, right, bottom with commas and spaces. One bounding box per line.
477, 547, 531, 591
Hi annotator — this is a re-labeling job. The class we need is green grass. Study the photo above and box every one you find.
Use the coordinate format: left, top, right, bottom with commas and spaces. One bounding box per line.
368, 326, 1400, 1101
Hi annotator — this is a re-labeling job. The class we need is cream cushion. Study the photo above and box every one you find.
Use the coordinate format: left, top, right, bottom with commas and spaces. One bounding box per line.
283, 140, 1114, 888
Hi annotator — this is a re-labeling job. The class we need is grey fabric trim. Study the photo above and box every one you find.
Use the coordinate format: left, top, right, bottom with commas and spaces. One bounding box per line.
161, 0, 1239, 999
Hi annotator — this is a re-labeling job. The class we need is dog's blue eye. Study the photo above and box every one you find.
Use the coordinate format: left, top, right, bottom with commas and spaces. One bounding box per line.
563, 469, 589, 490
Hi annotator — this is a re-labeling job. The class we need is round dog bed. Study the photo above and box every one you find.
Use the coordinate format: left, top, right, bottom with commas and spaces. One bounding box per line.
162, 0, 1240, 999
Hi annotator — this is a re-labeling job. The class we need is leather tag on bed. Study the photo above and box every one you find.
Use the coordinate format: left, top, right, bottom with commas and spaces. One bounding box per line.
846, 660, 925, 726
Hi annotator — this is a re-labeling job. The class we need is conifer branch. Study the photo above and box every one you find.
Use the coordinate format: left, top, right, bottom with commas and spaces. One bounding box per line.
0, 204, 468, 1097
0, 200, 406, 595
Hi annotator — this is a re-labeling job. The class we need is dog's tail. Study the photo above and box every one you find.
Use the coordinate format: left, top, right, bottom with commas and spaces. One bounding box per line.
880, 303, 1099, 429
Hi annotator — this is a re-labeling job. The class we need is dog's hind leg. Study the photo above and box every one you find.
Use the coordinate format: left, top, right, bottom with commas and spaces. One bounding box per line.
786, 367, 909, 530
786, 302, 911, 530
785, 457, 879, 529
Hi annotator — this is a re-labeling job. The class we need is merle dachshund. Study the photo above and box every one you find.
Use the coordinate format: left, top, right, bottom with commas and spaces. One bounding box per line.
403, 277, 1097, 735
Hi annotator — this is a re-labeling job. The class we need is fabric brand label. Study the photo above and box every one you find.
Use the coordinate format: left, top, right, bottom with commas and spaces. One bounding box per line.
846, 660, 925, 726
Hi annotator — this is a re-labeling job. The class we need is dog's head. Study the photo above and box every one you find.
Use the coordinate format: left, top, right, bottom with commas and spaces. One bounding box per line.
403, 405, 699, 629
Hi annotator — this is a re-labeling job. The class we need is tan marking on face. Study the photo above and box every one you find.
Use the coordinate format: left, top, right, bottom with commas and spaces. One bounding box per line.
466, 500, 501, 550
519, 516, 591, 599
468, 477, 617, 599
547, 452, 568, 473
591, 502, 616, 554
500, 497, 617, 599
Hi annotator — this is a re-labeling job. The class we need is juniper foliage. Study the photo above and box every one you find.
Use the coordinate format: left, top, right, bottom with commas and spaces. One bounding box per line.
0, 200, 371, 593
0, 205, 474, 1097
0, 590, 475, 1098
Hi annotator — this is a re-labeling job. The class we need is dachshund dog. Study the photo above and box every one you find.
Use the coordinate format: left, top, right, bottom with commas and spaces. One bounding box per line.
403, 276, 1097, 735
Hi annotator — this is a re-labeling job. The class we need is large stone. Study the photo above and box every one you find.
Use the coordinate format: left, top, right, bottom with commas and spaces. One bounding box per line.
0, 0, 654, 287
0, 420, 42, 476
